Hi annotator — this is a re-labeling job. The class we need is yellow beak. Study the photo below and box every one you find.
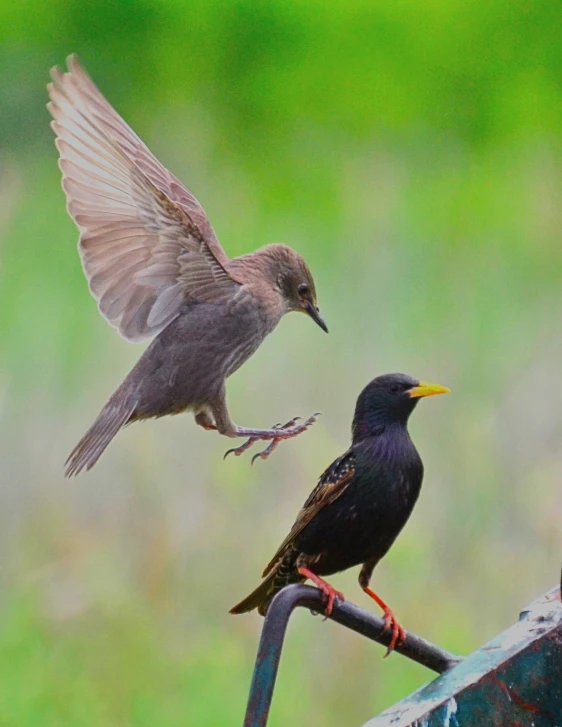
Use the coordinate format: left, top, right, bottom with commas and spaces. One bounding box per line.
408, 381, 451, 399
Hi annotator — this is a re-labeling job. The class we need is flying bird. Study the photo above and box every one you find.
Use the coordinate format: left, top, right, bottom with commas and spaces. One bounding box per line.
47, 55, 327, 476
230, 373, 450, 655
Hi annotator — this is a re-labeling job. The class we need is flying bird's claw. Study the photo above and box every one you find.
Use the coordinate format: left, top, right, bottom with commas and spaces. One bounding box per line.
224, 437, 258, 459
250, 417, 304, 463
381, 609, 406, 657
251, 440, 280, 464
224, 413, 319, 463
280, 416, 302, 427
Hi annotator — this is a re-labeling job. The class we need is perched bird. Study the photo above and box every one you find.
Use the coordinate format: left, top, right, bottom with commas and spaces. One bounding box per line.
231, 373, 450, 655
47, 56, 327, 477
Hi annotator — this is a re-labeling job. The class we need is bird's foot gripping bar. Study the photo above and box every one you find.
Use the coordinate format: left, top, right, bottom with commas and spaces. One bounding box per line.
242, 584, 462, 727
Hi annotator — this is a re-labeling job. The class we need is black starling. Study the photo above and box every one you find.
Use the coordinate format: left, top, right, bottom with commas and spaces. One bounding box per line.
230, 373, 450, 655
47, 56, 328, 476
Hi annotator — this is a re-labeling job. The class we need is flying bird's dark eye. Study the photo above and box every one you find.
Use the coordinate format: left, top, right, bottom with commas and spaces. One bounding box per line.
298, 284, 310, 297
389, 384, 402, 394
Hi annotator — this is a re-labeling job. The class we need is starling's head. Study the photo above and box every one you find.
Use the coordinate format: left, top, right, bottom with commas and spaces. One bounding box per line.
352, 373, 450, 439
254, 244, 328, 332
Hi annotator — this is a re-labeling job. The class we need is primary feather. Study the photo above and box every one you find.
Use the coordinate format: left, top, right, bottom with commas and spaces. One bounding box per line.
47, 54, 240, 342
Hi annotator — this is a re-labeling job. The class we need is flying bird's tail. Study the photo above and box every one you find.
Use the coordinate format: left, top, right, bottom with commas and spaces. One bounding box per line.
65, 389, 136, 477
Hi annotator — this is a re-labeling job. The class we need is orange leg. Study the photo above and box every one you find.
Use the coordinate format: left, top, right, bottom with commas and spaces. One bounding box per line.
362, 587, 406, 657
298, 567, 344, 616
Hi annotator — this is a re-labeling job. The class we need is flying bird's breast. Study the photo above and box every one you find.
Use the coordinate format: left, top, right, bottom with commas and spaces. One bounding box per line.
131, 295, 282, 414
222, 295, 280, 377
187, 288, 282, 379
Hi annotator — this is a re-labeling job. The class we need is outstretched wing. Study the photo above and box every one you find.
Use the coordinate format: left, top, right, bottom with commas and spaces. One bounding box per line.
47, 54, 241, 342
262, 450, 356, 576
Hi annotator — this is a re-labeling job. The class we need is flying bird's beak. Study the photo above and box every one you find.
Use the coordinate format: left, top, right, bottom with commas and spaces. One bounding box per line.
304, 302, 328, 333
408, 382, 451, 399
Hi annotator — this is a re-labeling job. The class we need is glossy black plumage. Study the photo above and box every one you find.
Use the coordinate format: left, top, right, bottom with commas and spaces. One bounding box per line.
231, 373, 450, 651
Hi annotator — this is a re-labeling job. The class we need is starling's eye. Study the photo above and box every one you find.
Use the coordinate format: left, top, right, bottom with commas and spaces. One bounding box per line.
389, 383, 402, 394
298, 283, 310, 297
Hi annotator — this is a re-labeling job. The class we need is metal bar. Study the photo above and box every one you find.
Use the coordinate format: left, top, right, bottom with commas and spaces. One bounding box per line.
362, 585, 562, 726
242, 584, 462, 727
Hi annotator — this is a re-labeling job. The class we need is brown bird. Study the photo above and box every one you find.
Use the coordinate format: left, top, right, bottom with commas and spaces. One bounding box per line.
47, 56, 327, 477
231, 373, 450, 655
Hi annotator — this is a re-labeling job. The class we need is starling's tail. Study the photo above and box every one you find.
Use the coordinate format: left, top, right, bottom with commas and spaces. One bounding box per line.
230, 563, 305, 616
230, 570, 280, 616
65, 390, 136, 477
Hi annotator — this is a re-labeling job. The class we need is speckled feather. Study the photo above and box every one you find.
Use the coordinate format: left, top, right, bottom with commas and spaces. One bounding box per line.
230, 374, 429, 616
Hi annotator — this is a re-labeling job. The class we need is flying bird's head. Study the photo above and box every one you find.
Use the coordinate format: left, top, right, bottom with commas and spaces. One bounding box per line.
245, 243, 328, 332
278, 247, 327, 333
352, 373, 450, 440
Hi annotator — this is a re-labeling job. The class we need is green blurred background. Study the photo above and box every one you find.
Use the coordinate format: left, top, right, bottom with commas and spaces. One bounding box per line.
1, 1, 561, 724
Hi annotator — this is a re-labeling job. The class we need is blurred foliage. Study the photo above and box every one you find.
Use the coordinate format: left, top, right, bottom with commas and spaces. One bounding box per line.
0, 1, 562, 725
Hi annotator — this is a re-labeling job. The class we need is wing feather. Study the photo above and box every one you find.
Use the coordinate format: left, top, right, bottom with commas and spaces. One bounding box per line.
48, 54, 241, 342
262, 451, 356, 577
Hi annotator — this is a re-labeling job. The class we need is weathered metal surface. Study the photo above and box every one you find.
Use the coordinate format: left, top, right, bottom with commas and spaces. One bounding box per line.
242, 583, 462, 727
362, 585, 562, 727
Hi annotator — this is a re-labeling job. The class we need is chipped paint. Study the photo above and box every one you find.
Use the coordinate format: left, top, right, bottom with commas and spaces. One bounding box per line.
363, 584, 562, 727
442, 697, 457, 727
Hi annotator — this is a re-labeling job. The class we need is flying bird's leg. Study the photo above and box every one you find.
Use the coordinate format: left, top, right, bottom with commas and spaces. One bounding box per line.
211, 395, 319, 461
236, 419, 299, 462
359, 562, 405, 657
195, 411, 217, 431
297, 566, 344, 617
225, 435, 259, 457
223, 414, 320, 460
250, 417, 302, 464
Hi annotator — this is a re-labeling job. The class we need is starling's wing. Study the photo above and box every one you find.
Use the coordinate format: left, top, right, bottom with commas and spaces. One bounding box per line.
262, 451, 356, 576
47, 55, 241, 342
